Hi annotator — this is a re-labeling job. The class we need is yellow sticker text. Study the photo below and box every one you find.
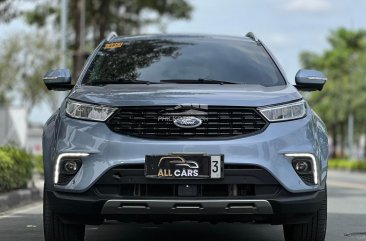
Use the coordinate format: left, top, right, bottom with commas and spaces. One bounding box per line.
104, 42, 124, 49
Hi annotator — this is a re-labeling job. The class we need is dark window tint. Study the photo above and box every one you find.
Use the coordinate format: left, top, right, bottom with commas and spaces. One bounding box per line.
82, 37, 285, 86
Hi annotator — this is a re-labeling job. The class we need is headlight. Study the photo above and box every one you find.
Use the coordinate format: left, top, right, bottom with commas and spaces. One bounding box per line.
66, 99, 117, 121
258, 100, 307, 122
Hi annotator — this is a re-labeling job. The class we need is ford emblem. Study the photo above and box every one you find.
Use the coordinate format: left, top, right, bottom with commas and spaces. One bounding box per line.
173, 116, 202, 128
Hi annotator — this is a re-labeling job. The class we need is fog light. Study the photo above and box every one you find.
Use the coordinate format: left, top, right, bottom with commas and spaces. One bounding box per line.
293, 159, 312, 174
54, 153, 89, 184
62, 159, 81, 174
295, 161, 309, 172
285, 153, 319, 185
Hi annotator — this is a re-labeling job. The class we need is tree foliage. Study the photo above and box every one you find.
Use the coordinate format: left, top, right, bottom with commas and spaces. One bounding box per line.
0, 32, 60, 112
0, 39, 20, 104
0, 0, 20, 22
0, 0, 192, 112
0, 146, 33, 192
25, 0, 192, 78
300, 28, 366, 157
25, 0, 192, 46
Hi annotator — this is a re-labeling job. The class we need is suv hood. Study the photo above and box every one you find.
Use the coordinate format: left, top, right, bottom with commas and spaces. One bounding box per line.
68, 84, 302, 107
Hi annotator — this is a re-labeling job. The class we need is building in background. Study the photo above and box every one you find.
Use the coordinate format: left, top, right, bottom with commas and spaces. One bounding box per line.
0, 107, 27, 147
26, 124, 43, 155
0, 107, 43, 154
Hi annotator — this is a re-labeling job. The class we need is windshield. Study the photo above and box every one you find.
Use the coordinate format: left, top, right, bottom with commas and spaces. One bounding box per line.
82, 37, 286, 86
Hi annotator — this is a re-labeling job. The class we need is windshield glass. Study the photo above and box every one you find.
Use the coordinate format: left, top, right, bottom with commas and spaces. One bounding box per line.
82, 37, 286, 86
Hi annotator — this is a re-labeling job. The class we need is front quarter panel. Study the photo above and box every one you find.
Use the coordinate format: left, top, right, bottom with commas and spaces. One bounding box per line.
43, 109, 60, 190
310, 110, 329, 187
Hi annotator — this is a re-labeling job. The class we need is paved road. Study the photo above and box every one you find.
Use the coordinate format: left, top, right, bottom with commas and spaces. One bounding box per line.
1, 170, 365, 241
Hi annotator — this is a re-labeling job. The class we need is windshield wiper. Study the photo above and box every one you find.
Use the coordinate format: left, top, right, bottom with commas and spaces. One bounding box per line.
159, 78, 238, 85
86, 79, 151, 86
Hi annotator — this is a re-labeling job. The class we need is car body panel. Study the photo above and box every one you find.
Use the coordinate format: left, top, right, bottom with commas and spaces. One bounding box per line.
42, 34, 329, 227
43, 102, 328, 193
68, 84, 302, 108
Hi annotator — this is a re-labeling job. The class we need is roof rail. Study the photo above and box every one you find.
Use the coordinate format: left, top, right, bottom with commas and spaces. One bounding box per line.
245, 32, 261, 45
106, 32, 118, 41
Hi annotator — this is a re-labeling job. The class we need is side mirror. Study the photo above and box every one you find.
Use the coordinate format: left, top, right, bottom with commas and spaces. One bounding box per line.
43, 69, 74, 91
295, 69, 327, 91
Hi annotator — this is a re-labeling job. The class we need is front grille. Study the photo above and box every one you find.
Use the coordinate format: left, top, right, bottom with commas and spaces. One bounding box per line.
58, 174, 75, 185
93, 164, 281, 199
299, 173, 315, 185
96, 183, 256, 198
107, 106, 268, 139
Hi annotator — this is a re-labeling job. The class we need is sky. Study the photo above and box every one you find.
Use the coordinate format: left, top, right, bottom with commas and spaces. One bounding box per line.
2, 0, 366, 124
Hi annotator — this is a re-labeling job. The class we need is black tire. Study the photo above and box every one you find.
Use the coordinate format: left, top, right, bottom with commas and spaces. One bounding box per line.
43, 190, 85, 241
283, 190, 327, 241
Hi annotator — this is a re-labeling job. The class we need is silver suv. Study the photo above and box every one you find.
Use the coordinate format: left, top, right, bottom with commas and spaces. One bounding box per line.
42, 33, 328, 241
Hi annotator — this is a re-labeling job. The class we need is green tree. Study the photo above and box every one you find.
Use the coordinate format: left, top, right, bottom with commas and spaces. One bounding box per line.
0, 39, 20, 105
300, 28, 366, 158
0, 0, 192, 112
0, 0, 19, 22
25, 0, 193, 79
0, 32, 60, 113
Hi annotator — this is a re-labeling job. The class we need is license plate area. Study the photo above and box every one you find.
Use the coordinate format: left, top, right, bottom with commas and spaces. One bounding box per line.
145, 154, 224, 179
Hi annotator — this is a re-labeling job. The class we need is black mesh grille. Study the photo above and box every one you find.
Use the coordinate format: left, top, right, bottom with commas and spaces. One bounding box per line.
58, 174, 75, 185
299, 173, 315, 185
106, 106, 268, 139
93, 164, 281, 199
95, 183, 256, 198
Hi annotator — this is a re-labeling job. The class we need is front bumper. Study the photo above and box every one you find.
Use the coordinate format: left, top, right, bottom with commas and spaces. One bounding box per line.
44, 104, 328, 225
47, 189, 326, 225
50, 110, 328, 193
102, 199, 274, 215
47, 164, 326, 225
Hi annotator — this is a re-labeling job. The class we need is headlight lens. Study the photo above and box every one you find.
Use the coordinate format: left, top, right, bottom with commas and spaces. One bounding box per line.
258, 100, 307, 122
66, 99, 117, 121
